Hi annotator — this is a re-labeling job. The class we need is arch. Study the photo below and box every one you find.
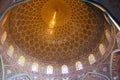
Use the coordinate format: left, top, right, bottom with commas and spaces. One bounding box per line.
62, 77, 69, 80
47, 65, 53, 74
99, 44, 106, 55
82, 72, 110, 80
18, 56, 25, 66
32, 62, 39, 72
88, 54, 96, 65
1, 31, 7, 44
61, 65, 68, 74
105, 30, 111, 42
7, 45, 14, 57
76, 61, 83, 70
0, 0, 31, 21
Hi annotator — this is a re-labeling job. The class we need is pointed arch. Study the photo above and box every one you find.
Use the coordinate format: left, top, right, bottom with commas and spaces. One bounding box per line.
32, 62, 39, 72
1, 31, 7, 44
76, 61, 83, 70
99, 44, 106, 55
7, 45, 14, 57
105, 30, 111, 42
88, 54, 96, 65
18, 56, 25, 66
47, 65, 53, 74
61, 65, 68, 74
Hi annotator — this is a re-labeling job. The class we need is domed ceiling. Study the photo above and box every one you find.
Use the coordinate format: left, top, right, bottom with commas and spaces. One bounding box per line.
7, 0, 105, 63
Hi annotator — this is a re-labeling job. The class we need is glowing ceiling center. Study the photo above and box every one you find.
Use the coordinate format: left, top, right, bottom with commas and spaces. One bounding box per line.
49, 11, 57, 29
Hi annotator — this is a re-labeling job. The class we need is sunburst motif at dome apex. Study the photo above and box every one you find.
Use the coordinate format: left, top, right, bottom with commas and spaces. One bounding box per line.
41, 0, 72, 27
8, 0, 105, 63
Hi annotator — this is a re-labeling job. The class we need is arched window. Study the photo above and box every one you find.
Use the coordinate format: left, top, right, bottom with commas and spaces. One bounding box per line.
1, 31, 7, 44
105, 30, 111, 42
88, 54, 96, 65
18, 56, 25, 66
76, 61, 83, 70
7, 45, 14, 57
32, 62, 39, 72
47, 65, 53, 74
99, 44, 106, 55
61, 65, 68, 74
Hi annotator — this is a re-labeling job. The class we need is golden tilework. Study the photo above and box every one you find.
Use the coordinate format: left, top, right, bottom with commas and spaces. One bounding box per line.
7, 0, 105, 63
